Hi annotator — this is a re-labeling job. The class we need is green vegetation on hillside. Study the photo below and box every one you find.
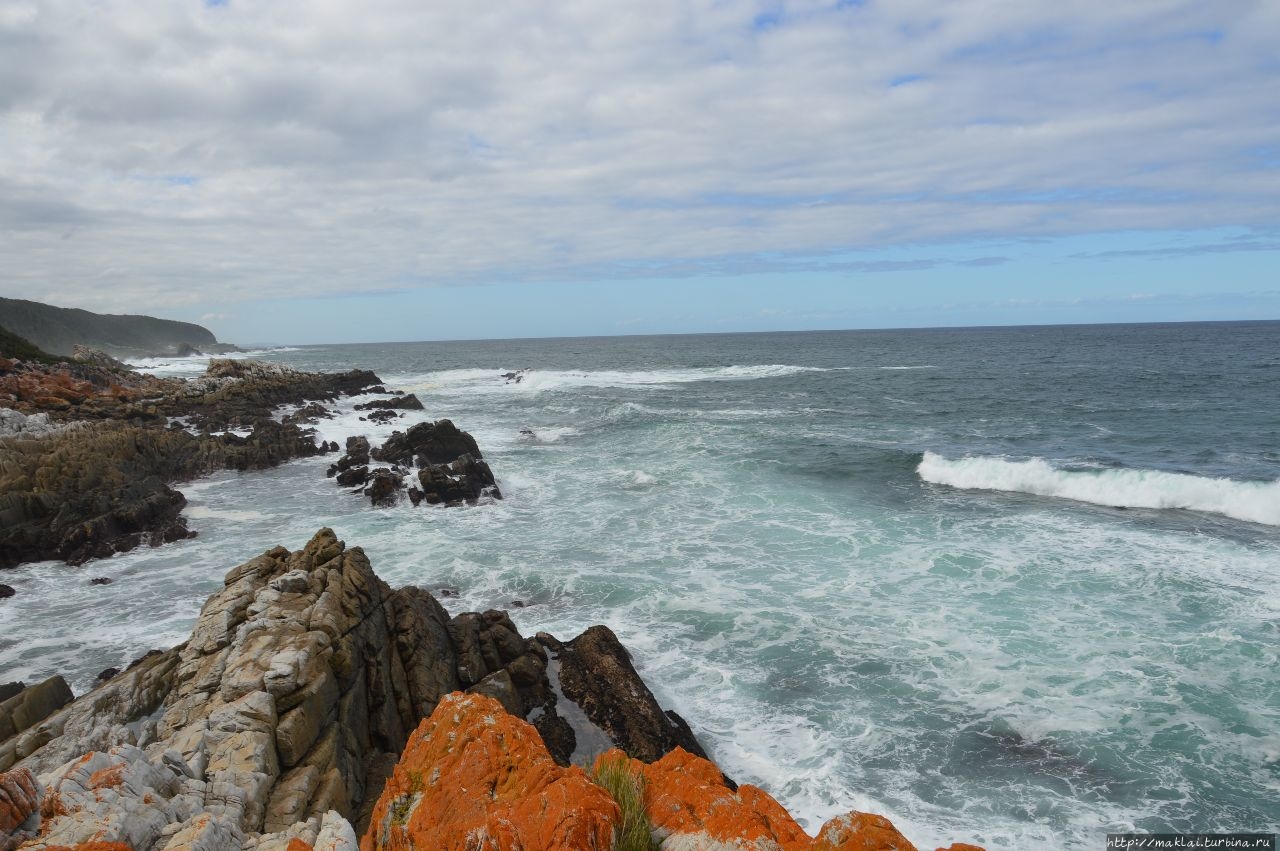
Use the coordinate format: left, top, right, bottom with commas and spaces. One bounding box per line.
0, 325, 64, 363
0, 296, 217, 356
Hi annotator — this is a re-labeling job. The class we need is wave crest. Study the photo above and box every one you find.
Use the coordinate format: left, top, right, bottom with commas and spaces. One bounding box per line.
917, 452, 1280, 526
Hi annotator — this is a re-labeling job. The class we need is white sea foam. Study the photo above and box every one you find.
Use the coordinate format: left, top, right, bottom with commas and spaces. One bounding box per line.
394, 364, 826, 397
918, 452, 1280, 526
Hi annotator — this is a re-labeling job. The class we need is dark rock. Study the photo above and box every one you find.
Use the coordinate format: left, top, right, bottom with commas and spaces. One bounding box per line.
417, 454, 501, 505
366, 409, 398, 424
89, 577, 112, 586
364, 468, 404, 507
372, 419, 482, 467
437, 587, 458, 598
545, 625, 710, 764
282, 402, 334, 425
406, 486, 423, 506
501, 369, 530, 384
510, 599, 526, 608
0, 682, 22, 702
518, 427, 536, 439
95, 667, 121, 684
354, 394, 424, 412
335, 465, 369, 488
173, 342, 203, 357
0, 585, 13, 599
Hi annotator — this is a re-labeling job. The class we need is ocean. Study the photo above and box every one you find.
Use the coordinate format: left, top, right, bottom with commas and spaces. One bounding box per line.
2, 321, 1277, 849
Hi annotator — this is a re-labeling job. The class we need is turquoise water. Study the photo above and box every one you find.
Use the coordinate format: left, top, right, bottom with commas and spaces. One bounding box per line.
2, 322, 1278, 849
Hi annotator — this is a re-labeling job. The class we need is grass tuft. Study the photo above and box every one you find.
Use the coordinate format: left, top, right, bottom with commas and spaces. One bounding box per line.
592, 753, 659, 851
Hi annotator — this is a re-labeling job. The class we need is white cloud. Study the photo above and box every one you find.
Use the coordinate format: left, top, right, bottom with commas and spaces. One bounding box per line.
0, 0, 1277, 312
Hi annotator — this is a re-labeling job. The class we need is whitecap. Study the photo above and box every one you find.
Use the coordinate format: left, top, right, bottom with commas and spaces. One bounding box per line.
918, 452, 1280, 526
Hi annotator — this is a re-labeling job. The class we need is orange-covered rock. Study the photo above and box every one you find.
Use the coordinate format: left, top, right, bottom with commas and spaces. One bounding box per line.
361, 692, 620, 851
43, 844, 134, 851
286, 840, 315, 851
628, 746, 813, 849
936, 845, 987, 851
600, 746, 982, 851
814, 811, 917, 850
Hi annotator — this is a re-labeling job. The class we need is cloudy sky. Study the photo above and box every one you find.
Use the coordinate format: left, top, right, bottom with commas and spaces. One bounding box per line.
1, 0, 1278, 343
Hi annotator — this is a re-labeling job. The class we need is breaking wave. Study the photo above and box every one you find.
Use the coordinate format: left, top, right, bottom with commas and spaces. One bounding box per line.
917, 452, 1280, 526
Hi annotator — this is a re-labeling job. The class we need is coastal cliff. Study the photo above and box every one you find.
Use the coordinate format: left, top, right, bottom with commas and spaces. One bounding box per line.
0, 530, 984, 851
0, 298, 219, 359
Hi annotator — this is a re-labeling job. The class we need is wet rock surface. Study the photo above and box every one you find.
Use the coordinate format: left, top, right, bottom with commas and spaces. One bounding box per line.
331, 422, 500, 508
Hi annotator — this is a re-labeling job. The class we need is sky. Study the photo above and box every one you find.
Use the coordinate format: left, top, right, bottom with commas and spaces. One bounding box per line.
1, 0, 1278, 344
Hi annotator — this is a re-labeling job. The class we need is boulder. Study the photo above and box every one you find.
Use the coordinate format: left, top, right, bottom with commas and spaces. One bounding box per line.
0, 585, 13, 599
363, 470, 403, 507
359, 693, 620, 851
416, 454, 500, 505
370, 420, 481, 468
0, 676, 74, 755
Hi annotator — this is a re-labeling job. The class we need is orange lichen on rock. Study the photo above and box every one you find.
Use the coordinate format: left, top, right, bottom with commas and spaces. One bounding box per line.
620, 746, 812, 849
813, 811, 918, 850
286, 840, 315, 851
360, 692, 620, 851
936, 845, 987, 851
598, 747, 983, 851
43, 844, 135, 851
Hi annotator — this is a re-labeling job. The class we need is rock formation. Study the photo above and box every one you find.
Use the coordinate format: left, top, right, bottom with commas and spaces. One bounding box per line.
0, 530, 736, 849
0, 357, 382, 568
357, 693, 986, 851
330, 422, 501, 508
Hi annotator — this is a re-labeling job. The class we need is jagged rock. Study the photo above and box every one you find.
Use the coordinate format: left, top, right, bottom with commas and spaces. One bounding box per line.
90, 577, 113, 585
359, 693, 620, 851
0, 417, 329, 567
1, 357, 383, 568
0, 585, 12, 599
363, 470, 403, 507
370, 420, 481, 468
353, 395, 423, 413
416, 454, 500, 505
4, 650, 178, 775
543, 625, 708, 764
0, 530, 977, 851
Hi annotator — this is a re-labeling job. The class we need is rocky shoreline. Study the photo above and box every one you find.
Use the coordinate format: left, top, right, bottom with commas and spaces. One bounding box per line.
1, 530, 983, 850
0, 353, 389, 568
0, 347, 986, 850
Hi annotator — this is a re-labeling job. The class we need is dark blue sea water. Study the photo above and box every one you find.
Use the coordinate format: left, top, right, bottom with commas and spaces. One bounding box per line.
2, 321, 1277, 849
